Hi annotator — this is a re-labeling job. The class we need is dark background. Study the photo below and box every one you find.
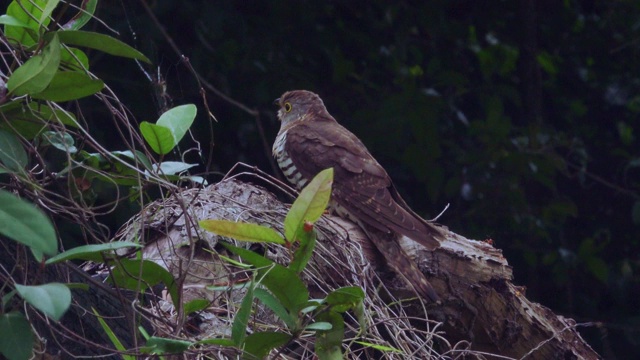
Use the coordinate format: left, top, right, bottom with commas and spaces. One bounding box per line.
78, 1, 640, 358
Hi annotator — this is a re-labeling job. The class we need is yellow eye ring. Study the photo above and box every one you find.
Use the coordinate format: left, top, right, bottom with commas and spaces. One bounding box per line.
284, 102, 292, 112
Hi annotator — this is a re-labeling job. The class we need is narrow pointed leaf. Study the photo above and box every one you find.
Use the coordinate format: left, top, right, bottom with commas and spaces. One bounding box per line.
232, 280, 255, 346
63, 0, 98, 30
254, 288, 297, 330
284, 167, 333, 243
289, 228, 317, 273
200, 220, 285, 244
45, 242, 142, 264
51, 30, 151, 63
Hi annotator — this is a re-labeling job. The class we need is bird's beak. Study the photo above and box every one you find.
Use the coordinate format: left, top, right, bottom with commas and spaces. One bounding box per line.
273, 98, 280, 106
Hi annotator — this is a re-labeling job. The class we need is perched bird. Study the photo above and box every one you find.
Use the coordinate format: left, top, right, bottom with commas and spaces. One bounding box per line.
272, 90, 445, 302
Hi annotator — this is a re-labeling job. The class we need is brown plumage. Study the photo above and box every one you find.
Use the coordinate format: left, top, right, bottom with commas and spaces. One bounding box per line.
273, 90, 445, 301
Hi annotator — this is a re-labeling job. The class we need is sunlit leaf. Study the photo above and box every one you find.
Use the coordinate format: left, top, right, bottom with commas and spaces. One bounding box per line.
284, 167, 333, 243
15, 283, 71, 321
200, 220, 285, 244
157, 104, 197, 145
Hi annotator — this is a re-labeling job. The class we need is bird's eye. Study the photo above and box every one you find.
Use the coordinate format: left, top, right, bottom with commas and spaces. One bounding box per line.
284, 102, 292, 112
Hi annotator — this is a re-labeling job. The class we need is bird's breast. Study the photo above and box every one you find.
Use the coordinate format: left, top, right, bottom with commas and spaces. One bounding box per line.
273, 131, 309, 190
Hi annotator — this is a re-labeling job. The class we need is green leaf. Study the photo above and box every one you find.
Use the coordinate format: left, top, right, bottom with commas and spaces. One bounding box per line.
0, 14, 30, 28
60, 47, 89, 71
140, 122, 174, 155
232, 280, 255, 346
284, 167, 333, 243
41, 131, 77, 153
4, 0, 47, 46
325, 286, 365, 313
0, 129, 28, 172
0, 312, 34, 360
315, 311, 344, 360
107, 259, 180, 306
112, 150, 153, 170
15, 283, 71, 321
32, 71, 104, 101
353, 341, 402, 353
143, 337, 192, 354
45, 242, 142, 264
156, 104, 197, 145
39, 0, 61, 26
200, 220, 285, 244
92, 308, 135, 360
306, 322, 333, 331
49, 30, 151, 63
254, 288, 297, 330
242, 332, 291, 360
183, 299, 210, 315
196, 338, 235, 346
63, 0, 98, 30
223, 244, 309, 312
7, 33, 61, 96
0, 190, 58, 258
289, 228, 317, 273
0, 101, 78, 139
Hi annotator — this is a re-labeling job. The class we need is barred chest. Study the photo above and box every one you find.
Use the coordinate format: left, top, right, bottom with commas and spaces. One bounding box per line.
273, 131, 309, 190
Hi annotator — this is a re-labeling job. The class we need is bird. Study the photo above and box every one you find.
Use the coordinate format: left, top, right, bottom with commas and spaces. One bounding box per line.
272, 90, 445, 302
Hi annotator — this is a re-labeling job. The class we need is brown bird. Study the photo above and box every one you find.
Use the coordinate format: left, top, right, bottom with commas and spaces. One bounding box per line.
272, 90, 445, 302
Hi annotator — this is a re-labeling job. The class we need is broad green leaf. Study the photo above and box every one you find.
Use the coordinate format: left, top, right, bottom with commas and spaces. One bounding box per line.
63, 0, 98, 30
232, 279, 255, 346
284, 167, 333, 243
242, 332, 291, 360
60, 47, 89, 71
92, 308, 135, 360
223, 244, 309, 312
5, 0, 47, 46
50, 30, 151, 63
254, 288, 297, 330
289, 228, 317, 273
315, 311, 344, 360
108, 259, 179, 305
112, 150, 153, 170
45, 242, 142, 264
143, 337, 192, 354
15, 283, 71, 321
7, 33, 61, 96
41, 131, 77, 153
156, 104, 197, 145
0, 312, 34, 360
39, 0, 61, 26
0, 190, 58, 258
200, 220, 285, 244
140, 122, 174, 155
0, 101, 78, 139
183, 299, 210, 315
32, 71, 104, 101
0, 129, 28, 172
325, 286, 365, 313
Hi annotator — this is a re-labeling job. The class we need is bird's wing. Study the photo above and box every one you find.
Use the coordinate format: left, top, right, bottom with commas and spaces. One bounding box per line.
285, 120, 441, 250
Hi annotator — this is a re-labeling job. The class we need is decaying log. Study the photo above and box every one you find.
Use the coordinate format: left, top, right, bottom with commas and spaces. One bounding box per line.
110, 178, 600, 359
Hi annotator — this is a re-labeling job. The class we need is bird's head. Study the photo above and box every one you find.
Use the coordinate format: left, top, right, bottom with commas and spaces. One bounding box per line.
274, 90, 329, 129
